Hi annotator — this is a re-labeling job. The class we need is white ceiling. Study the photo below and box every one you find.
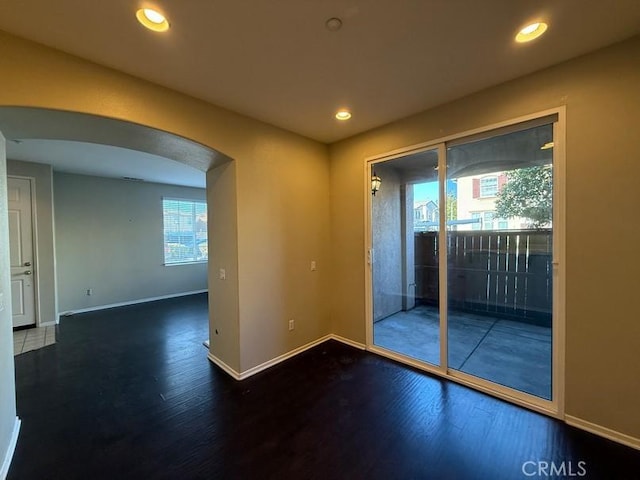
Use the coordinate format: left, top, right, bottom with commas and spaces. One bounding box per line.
6, 139, 206, 188
0, 0, 639, 184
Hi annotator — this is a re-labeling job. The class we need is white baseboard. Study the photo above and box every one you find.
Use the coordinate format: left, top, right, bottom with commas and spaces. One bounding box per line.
236, 335, 333, 380
38, 320, 57, 327
566, 415, 640, 451
207, 333, 366, 381
0, 417, 21, 480
58, 290, 208, 319
207, 352, 242, 380
329, 334, 366, 350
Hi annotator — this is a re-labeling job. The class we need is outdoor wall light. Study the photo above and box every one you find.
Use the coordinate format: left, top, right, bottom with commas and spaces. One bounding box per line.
371, 172, 381, 196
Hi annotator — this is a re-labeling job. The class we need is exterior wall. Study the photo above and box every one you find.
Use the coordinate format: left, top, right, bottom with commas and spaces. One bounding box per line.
6, 160, 57, 325
371, 163, 403, 321
456, 175, 521, 230
330, 35, 640, 440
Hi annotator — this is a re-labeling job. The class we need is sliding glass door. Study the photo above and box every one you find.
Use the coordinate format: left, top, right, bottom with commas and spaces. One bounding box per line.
371, 148, 441, 366
369, 114, 559, 405
445, 122, 554, 399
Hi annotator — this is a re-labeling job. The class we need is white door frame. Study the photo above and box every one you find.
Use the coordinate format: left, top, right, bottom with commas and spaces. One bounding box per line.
8, 175, 39, 328
364, 107, 566, 419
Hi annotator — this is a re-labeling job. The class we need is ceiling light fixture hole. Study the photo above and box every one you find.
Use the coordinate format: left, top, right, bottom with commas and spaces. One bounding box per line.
325, 17, 343, 32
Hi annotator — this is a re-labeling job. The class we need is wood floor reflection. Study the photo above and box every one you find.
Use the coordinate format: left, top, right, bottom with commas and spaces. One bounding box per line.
10, 293, 640, 479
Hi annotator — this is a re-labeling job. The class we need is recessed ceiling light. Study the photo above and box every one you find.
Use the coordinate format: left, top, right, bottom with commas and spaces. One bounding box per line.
335, 110, 352, 121
515, 22, 548, 43
136, 8, 170, 32
325, 17, 343, 32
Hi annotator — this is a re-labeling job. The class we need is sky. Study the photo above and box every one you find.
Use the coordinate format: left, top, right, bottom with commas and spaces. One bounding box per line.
414, 180, 457, 203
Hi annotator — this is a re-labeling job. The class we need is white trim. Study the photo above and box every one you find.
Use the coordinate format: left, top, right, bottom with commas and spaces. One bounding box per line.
566, 415, 640, 451
207, 334, 366, 381
364, 160, 374, 348
7, 175, 39, 328
0, 417, 21, 480
329, 334, 366, 350
58, 289, 208, 318
551, 106, 567, 417
239, 335, 332, 380
207, 351, 242, 380
369, 344, 561, 418
364, 107, 564, 163
208, 335, 332, 380
437, 143, 448, 374
363, 107, 566, 418
38, 320, 57, 327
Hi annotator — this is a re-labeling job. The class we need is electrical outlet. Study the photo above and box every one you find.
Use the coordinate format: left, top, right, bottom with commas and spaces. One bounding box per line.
288, 319, 295, 331
86, 288, 93, 296
310, 261, 317, 271
219, 268, 226, 280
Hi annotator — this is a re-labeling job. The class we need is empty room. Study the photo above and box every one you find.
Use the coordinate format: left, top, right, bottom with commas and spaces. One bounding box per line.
1, 1, 640, 479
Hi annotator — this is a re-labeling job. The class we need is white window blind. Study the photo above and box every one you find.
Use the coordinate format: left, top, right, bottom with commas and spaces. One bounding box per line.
162, 198, 208, 264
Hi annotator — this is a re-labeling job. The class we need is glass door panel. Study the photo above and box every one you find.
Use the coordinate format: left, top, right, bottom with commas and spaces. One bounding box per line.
445, 124, 554, 399
371, 148, 441, 365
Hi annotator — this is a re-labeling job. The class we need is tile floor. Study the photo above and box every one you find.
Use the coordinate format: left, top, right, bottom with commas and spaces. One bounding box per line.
13, 326, 56, 355
374, 305, 552, 399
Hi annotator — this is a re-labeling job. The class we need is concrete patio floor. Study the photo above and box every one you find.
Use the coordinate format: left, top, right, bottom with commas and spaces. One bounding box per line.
373, 305, 551, 399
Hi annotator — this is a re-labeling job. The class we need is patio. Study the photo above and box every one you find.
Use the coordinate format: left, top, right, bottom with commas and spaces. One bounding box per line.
374, 305, 551, 399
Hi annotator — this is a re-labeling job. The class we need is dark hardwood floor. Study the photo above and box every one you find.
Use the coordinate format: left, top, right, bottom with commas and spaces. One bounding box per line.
9, 293, 640, 479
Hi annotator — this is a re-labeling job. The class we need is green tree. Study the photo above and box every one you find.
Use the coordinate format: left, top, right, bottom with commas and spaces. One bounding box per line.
446, 194, 457, 221
495, 165, 552, 228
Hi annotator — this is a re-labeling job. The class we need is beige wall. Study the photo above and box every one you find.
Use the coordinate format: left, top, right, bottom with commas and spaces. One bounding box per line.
6, 160, 56, 325
0, 31, 331, 375
207, 162, 240, 372
330, 35, 640, 439
1, 26, 639, 446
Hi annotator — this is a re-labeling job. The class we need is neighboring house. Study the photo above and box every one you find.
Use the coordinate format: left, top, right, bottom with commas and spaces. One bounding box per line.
413, 199, 438, 231
455, 172, 527, 231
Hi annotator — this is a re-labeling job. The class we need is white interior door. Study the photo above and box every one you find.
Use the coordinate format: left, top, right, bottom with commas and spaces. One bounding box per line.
8, 177, 36, 328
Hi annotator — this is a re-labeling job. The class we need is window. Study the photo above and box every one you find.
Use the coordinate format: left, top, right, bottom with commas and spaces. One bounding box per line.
471, 211, 505, 230
483, 211, 494, 229
162, 198, 207, 264
471, 212, 482, 230
480, 176, 498, 197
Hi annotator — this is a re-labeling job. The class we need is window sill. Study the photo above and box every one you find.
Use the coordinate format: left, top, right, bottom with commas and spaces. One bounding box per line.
164, 261, 208, 267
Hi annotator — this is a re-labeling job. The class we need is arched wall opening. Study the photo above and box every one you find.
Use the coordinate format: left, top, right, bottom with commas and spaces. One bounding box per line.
0, 32, 332, 468
0, 25, 331, 384
0, 106, 231, 332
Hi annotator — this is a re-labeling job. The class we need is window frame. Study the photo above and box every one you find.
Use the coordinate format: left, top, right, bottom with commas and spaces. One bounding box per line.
479, 175, 498, 198
162, 197, 208, 266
